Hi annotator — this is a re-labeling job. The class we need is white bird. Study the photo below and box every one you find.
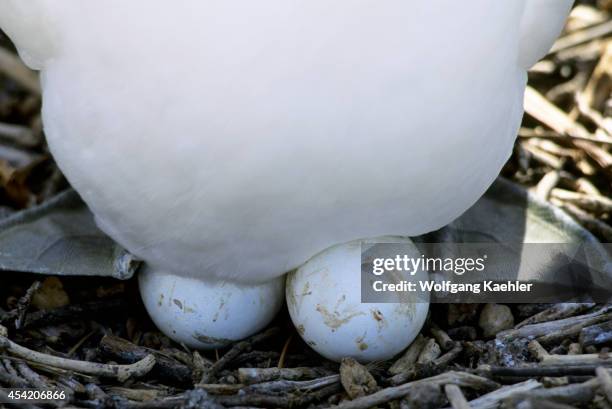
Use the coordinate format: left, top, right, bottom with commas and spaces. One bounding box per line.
0, 0, 573, 352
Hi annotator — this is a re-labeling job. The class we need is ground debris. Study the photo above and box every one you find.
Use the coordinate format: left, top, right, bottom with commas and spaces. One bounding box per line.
339, 357, 378, 399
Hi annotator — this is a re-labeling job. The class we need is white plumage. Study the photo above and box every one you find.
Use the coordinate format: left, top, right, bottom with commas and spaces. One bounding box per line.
0, 0, 572, 286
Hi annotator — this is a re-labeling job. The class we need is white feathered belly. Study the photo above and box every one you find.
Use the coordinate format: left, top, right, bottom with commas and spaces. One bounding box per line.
40, 1, 526, 282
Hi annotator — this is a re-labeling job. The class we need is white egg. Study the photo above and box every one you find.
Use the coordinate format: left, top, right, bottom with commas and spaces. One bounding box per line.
286, 237, 429, 362
139, 267, 285, 349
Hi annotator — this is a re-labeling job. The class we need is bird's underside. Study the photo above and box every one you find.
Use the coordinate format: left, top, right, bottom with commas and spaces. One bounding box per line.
0, 0, 573, 283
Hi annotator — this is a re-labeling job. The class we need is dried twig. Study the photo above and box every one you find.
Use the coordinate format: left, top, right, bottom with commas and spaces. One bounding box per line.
456, 379, 542, 409
499, 306, 612, 341
596, 367, 612, 404
0, 327, 155, 382
237, 366, 330, 384
199, 327, 279, 383
0, 47, 40, 95
14, 280, 40, 329
550, 19, 612, 54
99, 334, 192, 384
334, 371, 498, 409
445, 384, 472, 409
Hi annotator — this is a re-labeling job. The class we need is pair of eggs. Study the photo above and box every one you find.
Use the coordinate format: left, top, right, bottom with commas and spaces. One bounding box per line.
140, 237, 429, 362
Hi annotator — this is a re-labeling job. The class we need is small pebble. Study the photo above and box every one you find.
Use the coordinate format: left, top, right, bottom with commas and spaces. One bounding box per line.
32, 277, 70, 310
479, 304, 514, 338
339, 357, 378, 399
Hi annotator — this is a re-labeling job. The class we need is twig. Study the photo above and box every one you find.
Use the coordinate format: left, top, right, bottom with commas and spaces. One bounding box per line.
237, 366, 330, 384
550, 188, 612, 215
246, 374, 339, 394
0, 121, 39, 148
499, 306, 612, 341
516, 378, 600, 405
511, 397, 581, 409
528, 340, 550, 361
333, 371, 498, 409
456, 379, 541, 409
389, 342, 463, 385
0, 47, 41, 95
431, 324, 455, 351
99, 334, 192, 384
540, 352, 612, 366
524, 86, 612, 172
417, 338, 441, 364
15, 361, 49, 390
14, 281, 40, 329
479, 364, 612, 378
550, 20, 612, 54
515, 303, 595, 329
596, 367, 612, 404
536, 170, 560, 200
106, 387, 164, 402
0, 327, 155, 382
389, 334, 427, 375
580, 321, 612, 347
199, 327, 279, 383
445, 384, 472, 409
277, 334, 293, 369
0, 359, 29, 387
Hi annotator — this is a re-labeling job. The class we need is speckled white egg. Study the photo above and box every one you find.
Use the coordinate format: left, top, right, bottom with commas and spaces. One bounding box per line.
139, 267, 285, 349
286, 237, 429, 362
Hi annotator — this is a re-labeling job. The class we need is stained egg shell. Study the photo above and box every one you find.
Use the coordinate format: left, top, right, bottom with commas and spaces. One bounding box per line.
286, 237, 429, 362
139, 266, 285, 349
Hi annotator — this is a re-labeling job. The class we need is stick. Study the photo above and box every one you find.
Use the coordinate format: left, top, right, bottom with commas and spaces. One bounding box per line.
14, 281, 40, 329
99, 334, 192, 384
333, 371, 498, 409
0, 328, 155, 382
389, 342, 463, 385
596, 367, 612, 404
499, 306, 612, 341
0, 122, 39, 148
513, 397, 581, 409
389, 334, 427, 375
0, 47, 41, 95
524, 86, 612, 172
199, 327, 279, 383
457, 379, 541, 409
444, 384, 472, 409
480, 364, 612, 378
580, 320, 612, 347
550, 188, 612, 215
417, 338, 441, 364
237, 367, 330, 384
0, 359, 29, 388
516, 378, 600, 405
431, 324, 455, 351
540, 352, 612, 366
550, 20, 612, 54
536, 170, 560, 200
528, 340, 550, 361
